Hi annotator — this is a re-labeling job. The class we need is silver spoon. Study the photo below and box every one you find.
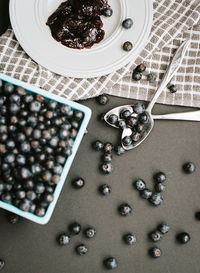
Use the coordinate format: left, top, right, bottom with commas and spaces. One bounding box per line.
104, 40, 191, 150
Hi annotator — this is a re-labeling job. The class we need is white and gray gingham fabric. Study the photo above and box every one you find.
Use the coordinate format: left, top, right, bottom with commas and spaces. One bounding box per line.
0, 0, 200, 107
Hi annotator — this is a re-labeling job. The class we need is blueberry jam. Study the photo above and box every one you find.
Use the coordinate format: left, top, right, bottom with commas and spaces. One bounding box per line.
46, 0, 111, 49
0, 80, 84, 217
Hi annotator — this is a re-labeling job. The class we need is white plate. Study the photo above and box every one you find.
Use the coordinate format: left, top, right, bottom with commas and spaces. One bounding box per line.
9, 0, 153, 78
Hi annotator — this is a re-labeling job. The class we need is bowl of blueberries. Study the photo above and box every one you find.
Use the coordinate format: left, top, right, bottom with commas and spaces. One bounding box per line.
0, 73, 91, 224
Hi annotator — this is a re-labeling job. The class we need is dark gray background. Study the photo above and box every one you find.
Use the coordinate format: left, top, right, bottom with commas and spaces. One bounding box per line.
0, 1, 200, 272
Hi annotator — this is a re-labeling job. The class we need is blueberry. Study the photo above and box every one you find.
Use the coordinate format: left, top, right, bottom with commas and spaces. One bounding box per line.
154, 172, 166, 183
99, 184, 111, 196
35, 207, 46, 217
23, 94, 34, 103
122, 18, 133, 29
122, 136, 132, 146
26, 190, 37, 201
19, 200, 30, 212
100, 162, 113, 174
9, 103, 20, 114
114, 145, 126, 155
149, 247, 162, 258
58, 233, 70, 246
30, 101, 41, 112
168, 84, 177, 93
107, 114, 118, 125
135, 64, 146, 73
53, 164, 63, 175
134, 179, 146, 191
69, 222, 81, 235
23, 179, 34, 190
149, 230, 163, 242
103, 153, 112, 162
31, 163, 42, 175
103, 257, 118, 270
56, 155, 66, 165
183, 162, 196, 174
177, 232, 190, 244
118, 203, 132, 216
139, 112, 149, 123
102, 8, 113, 17
97, 94, 109, 105
195, 211, 200, 221
140, 189, 152, 199
47, 100, 58, 110
132, 71, 142, 81
84, 227, 96, 238
116, 119, 126, 129
126, 116, 137, 128
4, 153, 15, 164
76, 244, 88, 255
4, 82, 14, 93
16, 133, 26, 143
72, 177, 85, 189
51, 174, 60, 184
155, 183, 165, 192
8, 213, 20, 224
123, 233, 136, 245
15, 190, 26, 199
20, 167, 32, 179
120, 109, 131, 119
35, 183, 45, 194
123, 41, 133, 52
21, 142, 31, 153
147, 73, 157, 83
158, 223, 170, 234
132, 103, 145, 114
104, 143, 113, 153
0, 259, 5, 270
131, 132, 141, 142
149, 193, 163, 206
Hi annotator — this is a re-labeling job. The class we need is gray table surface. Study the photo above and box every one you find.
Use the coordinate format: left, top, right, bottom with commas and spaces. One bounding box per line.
0, 1, 200, 273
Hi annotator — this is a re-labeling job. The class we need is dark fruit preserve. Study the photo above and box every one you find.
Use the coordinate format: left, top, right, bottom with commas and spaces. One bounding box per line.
46, 0, 112, 49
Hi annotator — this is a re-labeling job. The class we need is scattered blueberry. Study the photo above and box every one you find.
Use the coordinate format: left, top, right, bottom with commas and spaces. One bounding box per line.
97, 94, 109, 105
100, 162, 113, 174
132, 103, 145, 114
135, 64, 146, 73
104, 143, 113, 153
168, 84, 177, 93
149, 230, 163, 242
76, 244, 88, 255
183, 162, 196, 174
149, 247, 162, 258
72, 177, 85, 189
139, 112, 149, 124
116, 119, 126, 129
8, 213, 20, 224
118, 203, 132, 216
123, 233, 136, 245
0, 259, 5, 271
114, 145, 126, 156
58, 233, 70, 246
155, 183, 165, 193
158, 223, 170, 234
147, 73, 157, 83
122, 18, 133, 29
103, 257, 118, 270
140, 189, 152, 199
102, 7, 113, 17
123, 41, 133, 52
92, 140, 104, 151
132, 71, 142, 81
177, 232, 190, 244
103, 153, 112, 162
84, 227, 96, 238
120, 109, 131, 119
122, 136, 132, 146
154, 172, 166, 183
99, 184, 111, 196
195, 211, 200, 221
69, 222, 81, 235
149, 193, 163, 206
134, 179, 146, 191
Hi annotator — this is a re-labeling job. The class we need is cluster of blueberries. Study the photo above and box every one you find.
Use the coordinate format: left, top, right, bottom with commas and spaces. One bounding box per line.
134, 171, 167, 206
57, 221, 96, 256
0, 79, 83, 217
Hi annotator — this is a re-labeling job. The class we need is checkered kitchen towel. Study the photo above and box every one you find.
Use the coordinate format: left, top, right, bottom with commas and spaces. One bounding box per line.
0, 0, 200, 107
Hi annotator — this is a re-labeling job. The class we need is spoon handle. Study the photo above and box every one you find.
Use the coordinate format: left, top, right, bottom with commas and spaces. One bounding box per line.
153, 110, 200, 121
147, 40, 190, 113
